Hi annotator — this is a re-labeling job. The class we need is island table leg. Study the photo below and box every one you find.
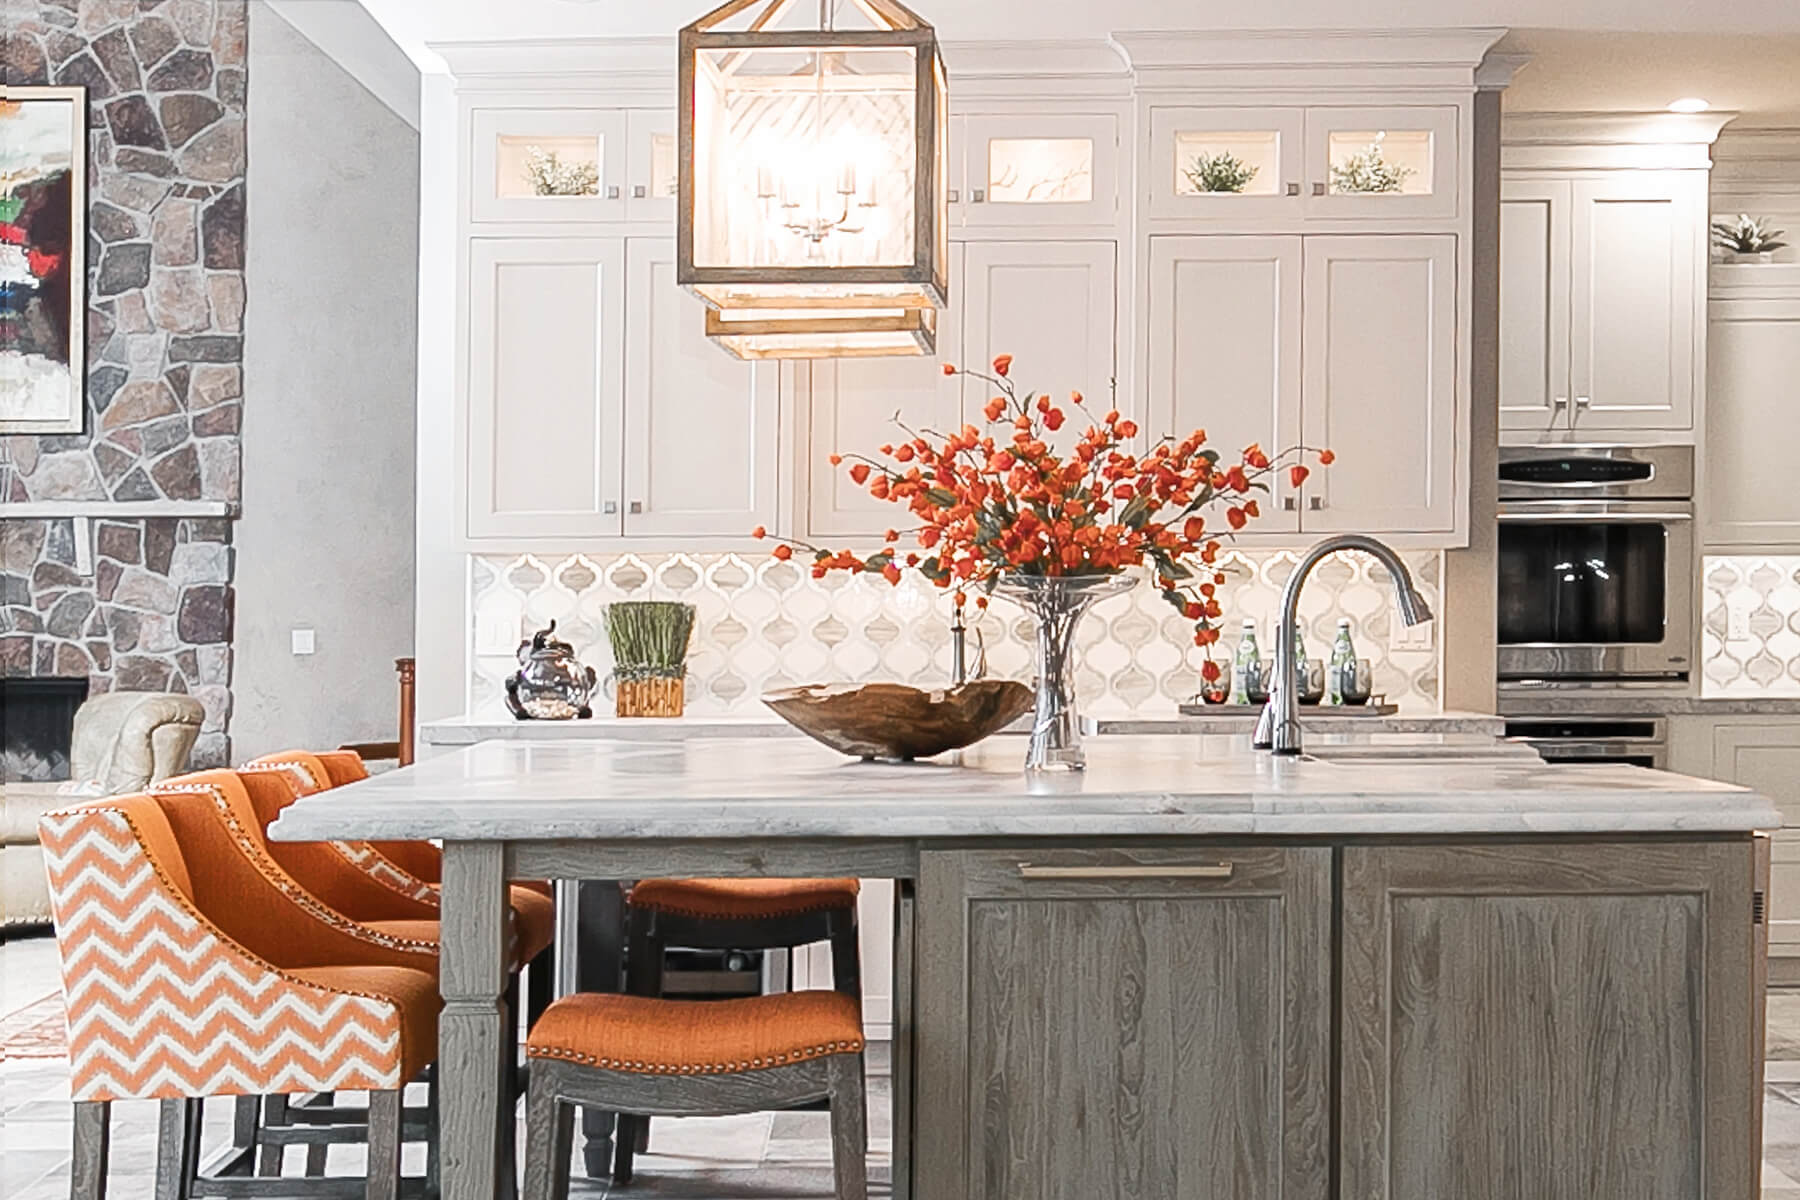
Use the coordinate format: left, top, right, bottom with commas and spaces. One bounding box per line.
440, 841, 510, 1200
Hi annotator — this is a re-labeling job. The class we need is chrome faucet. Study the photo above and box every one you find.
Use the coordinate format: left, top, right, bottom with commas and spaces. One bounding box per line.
1253, 535, 1433, 756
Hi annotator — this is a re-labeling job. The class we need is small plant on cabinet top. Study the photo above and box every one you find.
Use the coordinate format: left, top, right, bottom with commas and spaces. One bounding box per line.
751, 354, 1333, 682
1183, 151, 1259, 194
1330, 135, 1412, 194
1712, 214, 1788, 257
523, 146, 600, 197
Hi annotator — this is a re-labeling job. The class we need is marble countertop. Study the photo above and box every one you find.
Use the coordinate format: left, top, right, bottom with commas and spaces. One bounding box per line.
422, 709, 1503, 744
271, 734, 1777, 843
1498, 694, 1800, 716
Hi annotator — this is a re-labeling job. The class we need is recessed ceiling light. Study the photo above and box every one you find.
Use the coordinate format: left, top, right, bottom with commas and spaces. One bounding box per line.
1667, 97, 1711, 114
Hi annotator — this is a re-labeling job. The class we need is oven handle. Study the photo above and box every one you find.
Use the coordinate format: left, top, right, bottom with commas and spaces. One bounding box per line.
1497, 510, 1692, 523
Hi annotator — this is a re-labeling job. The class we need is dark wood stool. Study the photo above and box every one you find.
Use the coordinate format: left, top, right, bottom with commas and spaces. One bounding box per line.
612, 877, 862, 1180
522, 990, 867, 1200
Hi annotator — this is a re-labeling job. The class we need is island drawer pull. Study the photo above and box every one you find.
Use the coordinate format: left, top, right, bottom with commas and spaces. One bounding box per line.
1016, 862, 1233, 880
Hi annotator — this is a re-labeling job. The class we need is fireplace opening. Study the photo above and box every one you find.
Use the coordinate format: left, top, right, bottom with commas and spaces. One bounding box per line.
2, 678, 90, 782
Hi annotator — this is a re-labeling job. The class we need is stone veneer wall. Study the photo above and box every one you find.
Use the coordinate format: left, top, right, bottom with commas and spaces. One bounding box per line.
1, 0, 246, 765
469, 548, 1444, 718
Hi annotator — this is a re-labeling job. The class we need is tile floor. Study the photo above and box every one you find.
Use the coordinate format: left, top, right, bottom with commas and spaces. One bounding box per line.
7, 930, 1799, 1197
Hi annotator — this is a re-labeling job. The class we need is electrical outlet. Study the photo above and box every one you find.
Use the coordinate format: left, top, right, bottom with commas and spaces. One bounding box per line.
290, 628, 315, 656
477, 614, 519, 656
1728, 606, 1752, 642
1390, 618, 1434, 652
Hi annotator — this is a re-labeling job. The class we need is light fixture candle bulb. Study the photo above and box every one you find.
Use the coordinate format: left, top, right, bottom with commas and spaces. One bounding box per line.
838, 163, 857, 196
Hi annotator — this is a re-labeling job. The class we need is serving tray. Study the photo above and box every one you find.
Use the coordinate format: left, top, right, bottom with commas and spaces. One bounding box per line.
1176, 702, 1399, 717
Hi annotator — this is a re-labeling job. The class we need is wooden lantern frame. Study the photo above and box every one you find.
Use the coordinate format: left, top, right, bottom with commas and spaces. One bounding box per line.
678, 0, 948, 357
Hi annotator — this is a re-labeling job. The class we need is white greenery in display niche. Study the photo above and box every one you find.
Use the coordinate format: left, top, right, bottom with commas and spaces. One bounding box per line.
1711, 213, 1788, 260
524, 146, 599, 197
1182, 151, 1258, 194
1330, 135, 1412, 194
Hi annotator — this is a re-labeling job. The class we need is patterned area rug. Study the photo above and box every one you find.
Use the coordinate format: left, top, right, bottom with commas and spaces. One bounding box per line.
0, 992, 67, 1059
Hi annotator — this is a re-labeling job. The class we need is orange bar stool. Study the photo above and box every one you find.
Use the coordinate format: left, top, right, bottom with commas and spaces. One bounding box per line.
40, 793, 439, 1200
612, 876, 862, 1179
521, 990, 868, 1200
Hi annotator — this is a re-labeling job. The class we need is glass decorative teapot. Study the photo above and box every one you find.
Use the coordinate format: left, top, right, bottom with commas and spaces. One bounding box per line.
504, 621, 598, 720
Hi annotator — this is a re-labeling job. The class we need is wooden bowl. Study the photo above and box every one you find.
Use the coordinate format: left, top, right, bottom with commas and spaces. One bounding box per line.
762, 680, 1034, 761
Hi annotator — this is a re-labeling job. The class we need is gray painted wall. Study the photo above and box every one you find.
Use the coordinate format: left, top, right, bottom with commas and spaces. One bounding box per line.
234, 2, 419, 760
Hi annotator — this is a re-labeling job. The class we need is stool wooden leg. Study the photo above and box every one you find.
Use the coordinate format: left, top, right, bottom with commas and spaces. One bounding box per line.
615, 917, 664, 1182
830, 914, 863, 1006
425, 1069, 442, 1198
70, 1100, 110, 1200
365, 1089, 403, 1200
257, 1096, 288, 1175
153, 1098, 193, 1200
827, 1055, 868, 1200
304, 1093, 333, 1175
523, 1074, 573, 1200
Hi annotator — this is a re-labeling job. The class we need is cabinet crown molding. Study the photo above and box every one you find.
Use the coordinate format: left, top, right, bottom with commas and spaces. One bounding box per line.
1112, 27, 1506, 73
433, 37, 673, 91
1503, 111, 1737, 148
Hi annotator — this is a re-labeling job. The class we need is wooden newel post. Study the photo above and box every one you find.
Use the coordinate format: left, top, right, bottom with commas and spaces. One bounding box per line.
397, 657, 417, 767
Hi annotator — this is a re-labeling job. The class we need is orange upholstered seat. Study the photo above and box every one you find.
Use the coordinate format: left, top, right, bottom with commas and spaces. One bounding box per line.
242, 751, 555, 961
39, 793, 442, 1101
526, 990, 864, 1076
626, 877, 860, 920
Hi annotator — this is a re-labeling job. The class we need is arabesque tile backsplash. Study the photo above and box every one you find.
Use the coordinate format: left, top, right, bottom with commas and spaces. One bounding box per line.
468, 549, 1443, 718
1703, 555, 1800, 697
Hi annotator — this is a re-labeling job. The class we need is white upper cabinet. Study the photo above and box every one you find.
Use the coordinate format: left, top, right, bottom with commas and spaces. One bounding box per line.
1704, 270, 1800, 548
470, 108, 628, 223
1498, 179, 1572, 434
1300, 235, 1458, 535
1499, 169, 1705, 435
625, 109, 678, 223
955, 113, 1121, 229
1147, 107, 1305, 221
470, 106, 674, 226
622, 239, 780, 538
803, 246, 965, 542
959, 241, 1117, 456
1303, 106, 1458, 221
466, 238, 626, 539
1568, 175, 1701, 432
1146, 104, 1458, 226
1147, 235, 1303, 533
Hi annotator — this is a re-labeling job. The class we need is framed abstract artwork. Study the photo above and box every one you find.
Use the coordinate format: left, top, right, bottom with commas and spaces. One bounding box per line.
1, 85, 86, 435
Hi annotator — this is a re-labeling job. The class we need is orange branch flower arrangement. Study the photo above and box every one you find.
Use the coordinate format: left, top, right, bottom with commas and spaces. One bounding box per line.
752, 354, 1332, 770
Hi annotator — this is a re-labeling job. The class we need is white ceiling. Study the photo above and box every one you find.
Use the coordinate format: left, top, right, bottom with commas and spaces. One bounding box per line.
1500, 30, 1800, 128
353, 1, 1800, 128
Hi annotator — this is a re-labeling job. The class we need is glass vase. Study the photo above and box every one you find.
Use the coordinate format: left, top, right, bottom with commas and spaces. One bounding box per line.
993, 572, 1138, 772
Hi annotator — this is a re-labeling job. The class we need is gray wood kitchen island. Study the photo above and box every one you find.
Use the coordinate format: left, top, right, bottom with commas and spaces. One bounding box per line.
267, 735, 1781, 1200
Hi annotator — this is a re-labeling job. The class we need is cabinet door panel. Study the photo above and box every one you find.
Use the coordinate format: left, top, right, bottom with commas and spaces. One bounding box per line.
1147, 236, 1302, 532
470, 107, 627, 224
622, 238, 779, 537
1712, 724, 1800, 957
960, 113, 1119, 228
803, 245, 963, 541
1704, 307, 1800, 546
1146, 106, 1305, 222
1303, 105, 1459, 221
1498, 180, 1571, 432
625, 108, 677, 223
1340, 842, 1756, 1200
960, 241, 1115, 458
1570, 176, 1699, 431
467, 238, 624, 538
915, 846, 1331, 1200
1301, 235, 1457, 533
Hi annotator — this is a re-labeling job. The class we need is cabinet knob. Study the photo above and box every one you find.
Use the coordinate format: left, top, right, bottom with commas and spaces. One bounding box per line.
1312, 182, 1326, 196
1284, 497, 1297, 511
606, 185, 621, 199
947, 188, 960, 203
971, 188, 986, 203
1285, 182, 1300, 197
603, 500, 619, 515
1574, 395, 1591, 409
1309, 496, 1323, 511
1553, 396, 1568, 410
629, 500, 643, 515
633, 184, 647, 198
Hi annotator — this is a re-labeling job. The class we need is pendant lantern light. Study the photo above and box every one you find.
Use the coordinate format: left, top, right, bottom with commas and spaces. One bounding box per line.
678, 0, 948, 359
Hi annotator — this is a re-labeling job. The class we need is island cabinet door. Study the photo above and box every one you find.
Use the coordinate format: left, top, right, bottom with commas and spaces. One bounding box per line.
1339, 841, 1759, 1200
913, 846, 1332, 1200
